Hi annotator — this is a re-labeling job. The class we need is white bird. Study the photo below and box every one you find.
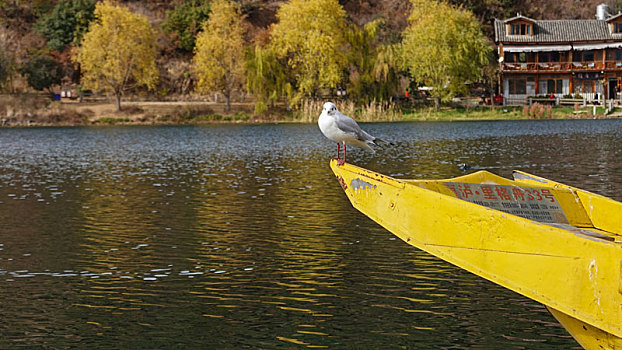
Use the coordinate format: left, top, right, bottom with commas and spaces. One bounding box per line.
318, 101, 392, 165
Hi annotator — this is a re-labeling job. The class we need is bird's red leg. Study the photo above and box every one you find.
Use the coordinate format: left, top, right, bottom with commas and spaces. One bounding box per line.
337, 143, 346, 165
336, 143, 340, 160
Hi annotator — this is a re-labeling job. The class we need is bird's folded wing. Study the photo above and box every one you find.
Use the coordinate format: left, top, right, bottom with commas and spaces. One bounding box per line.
335, 114, 372, 141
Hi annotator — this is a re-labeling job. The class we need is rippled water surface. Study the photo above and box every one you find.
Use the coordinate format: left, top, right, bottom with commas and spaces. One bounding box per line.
1, 120, 621, 348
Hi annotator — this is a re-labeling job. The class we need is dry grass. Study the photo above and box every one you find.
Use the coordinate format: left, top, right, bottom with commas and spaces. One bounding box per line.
3, 95, 606, 126
0, 94, 92, 125
522, 103, 554, 119
296, 99, 399, 122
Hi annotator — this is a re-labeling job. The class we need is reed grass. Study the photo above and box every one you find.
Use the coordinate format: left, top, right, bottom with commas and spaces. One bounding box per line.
295, 99, 400, 123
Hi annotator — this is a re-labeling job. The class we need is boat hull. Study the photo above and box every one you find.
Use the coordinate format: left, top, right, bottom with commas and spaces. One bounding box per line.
330, 160, 622, 349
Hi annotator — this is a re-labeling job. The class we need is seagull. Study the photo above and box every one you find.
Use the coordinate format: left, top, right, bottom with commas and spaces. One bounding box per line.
318, 101, 392, 165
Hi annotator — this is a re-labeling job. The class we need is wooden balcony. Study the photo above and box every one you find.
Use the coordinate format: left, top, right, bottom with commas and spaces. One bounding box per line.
502, 61, 622, 73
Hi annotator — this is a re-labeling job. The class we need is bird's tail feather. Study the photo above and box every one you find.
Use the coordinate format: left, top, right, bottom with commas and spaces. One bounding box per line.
372, 138, 395, 147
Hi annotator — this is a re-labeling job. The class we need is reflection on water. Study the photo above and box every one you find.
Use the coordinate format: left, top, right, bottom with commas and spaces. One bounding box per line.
1, 120, 621, 348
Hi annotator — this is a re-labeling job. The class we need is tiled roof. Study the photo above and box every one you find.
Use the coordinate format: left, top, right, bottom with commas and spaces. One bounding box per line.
494, 19, 622, 43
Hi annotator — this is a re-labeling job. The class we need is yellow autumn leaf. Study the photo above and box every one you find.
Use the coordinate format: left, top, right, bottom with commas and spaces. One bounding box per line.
74, 0, 158, 111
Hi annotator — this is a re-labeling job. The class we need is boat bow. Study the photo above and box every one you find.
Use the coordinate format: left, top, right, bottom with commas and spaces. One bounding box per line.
330, 160, 622, 349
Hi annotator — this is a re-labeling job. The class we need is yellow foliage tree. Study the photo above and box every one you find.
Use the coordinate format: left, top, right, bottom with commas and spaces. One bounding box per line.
401, 0, 491, 110
74, 1, 158, 111
193, 0, 246, 112
270, 0, 348, 104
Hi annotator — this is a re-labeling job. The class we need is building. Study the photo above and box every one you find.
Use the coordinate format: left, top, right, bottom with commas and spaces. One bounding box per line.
494, 4, 622, 104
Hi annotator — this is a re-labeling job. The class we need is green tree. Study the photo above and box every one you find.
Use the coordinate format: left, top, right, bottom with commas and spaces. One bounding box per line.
0, 46, 11, 92
246, 45, 292, 114
270, 0, 348, 105
19, 51, 63, 94
161, 0, 211, 52
401, 0, 491, 110
193, 0, 246, 112
35, 0, 96, 52
345, 19, 400, 104
74, 1, 158, 111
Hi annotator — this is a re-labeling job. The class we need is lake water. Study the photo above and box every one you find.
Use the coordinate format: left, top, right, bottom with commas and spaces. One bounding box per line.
1, 120, 621, 348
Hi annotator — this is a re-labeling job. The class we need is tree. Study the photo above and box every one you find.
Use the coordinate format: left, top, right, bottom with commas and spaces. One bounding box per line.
0, 46, 9, 91
193, 0, 246, 112
19, 51, 63, 94
401, 0, 491, 110
269, 0, 348, 105
246, 45, 292, 114
161, 0, 211, 52
35, 0, 96, 53
345, 19, 400, 104
74, 1, 158, 111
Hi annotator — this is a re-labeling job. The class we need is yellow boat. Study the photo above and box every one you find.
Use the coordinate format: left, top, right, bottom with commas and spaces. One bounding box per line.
329, 159, 622, 350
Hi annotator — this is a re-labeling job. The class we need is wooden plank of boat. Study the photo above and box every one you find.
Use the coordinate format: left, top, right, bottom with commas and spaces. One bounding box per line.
329, 159, 622, 350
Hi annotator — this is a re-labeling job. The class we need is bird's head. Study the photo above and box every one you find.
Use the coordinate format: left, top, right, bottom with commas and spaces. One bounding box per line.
322, 102, 337, 116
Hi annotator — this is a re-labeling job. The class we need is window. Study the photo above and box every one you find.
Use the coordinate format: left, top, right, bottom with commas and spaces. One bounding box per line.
573, 51, 595, 62
615, 50, 622, 60
546, 80, 555, 94
605, 49, 622, 61
516, 80, 526, 94
546, 79, 563, 94
504, 52, 534, 63
583, 50, 594, 62
574, 80, 595, 94
539, 52, 559, 62
539, 52, 549, 62
508, 79, 527, 94
509, 23, 531, 35
614, 23, 622, 33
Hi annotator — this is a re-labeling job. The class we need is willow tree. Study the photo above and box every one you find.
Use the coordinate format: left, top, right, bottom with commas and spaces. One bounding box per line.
401, 0, 491, 110
246, 45, 292, 114
0, 46, 10, 91
270, 0, 348, 105
345, 19, 400, 104
192, 0, 246, 112
74, 1, 158, 111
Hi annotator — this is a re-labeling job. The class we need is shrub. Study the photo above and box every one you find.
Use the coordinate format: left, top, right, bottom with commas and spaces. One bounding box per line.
19, 52, 63, 93
233, 111, 249, 121
523, 102, 553, 119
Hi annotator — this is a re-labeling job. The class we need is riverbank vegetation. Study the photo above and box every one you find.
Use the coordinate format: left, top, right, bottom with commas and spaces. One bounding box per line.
0, 93, 613, 127
1, 0, 619, 125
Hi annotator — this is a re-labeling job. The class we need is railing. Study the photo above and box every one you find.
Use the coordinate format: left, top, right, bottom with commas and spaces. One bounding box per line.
503, 96, 528, 106
501, 61, 622, 72
503, 94, 600, 106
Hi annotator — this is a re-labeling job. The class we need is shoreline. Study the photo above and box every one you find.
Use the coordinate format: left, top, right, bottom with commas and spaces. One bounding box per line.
0, 98, 616, 127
